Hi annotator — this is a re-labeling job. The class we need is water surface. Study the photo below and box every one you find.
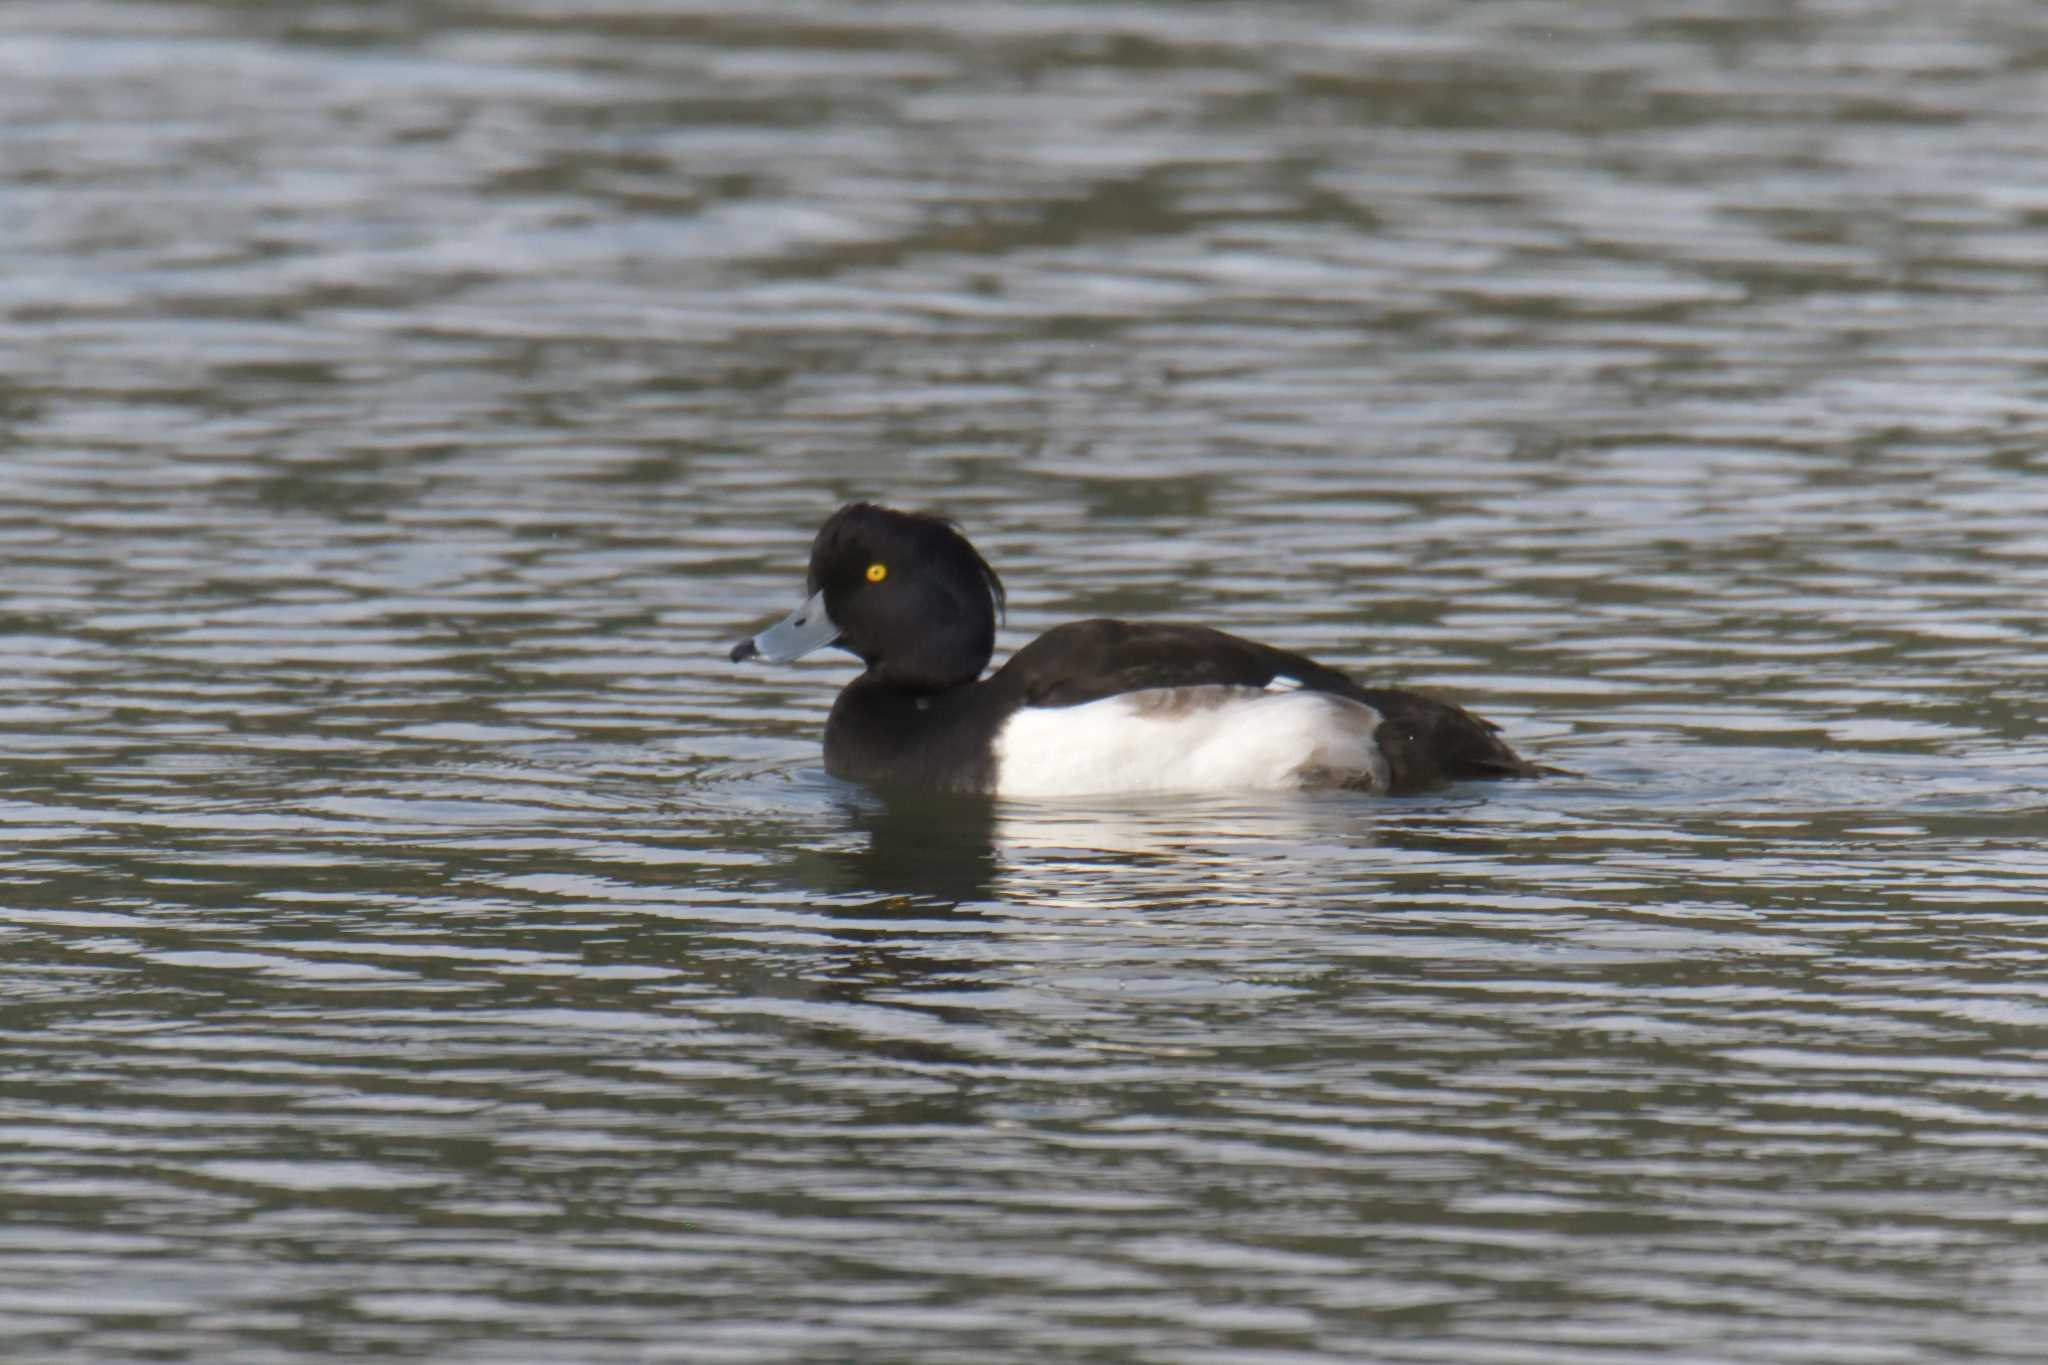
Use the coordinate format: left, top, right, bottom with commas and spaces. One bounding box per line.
4, 2, 2048, 1361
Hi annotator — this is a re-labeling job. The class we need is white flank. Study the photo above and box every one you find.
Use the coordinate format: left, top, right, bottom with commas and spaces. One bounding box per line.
990, 686, 1388, 799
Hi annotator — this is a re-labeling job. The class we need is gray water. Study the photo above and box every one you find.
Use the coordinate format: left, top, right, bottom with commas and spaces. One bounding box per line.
5, 2, 2048, 1361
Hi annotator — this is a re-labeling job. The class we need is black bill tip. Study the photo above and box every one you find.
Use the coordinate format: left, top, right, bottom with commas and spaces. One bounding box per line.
729, 638, 759, 664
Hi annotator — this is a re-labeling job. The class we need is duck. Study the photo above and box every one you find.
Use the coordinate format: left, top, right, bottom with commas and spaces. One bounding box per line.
729, 502, 1543, 798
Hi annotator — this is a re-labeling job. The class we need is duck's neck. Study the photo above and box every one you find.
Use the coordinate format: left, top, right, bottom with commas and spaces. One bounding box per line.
824, 674, 999, 794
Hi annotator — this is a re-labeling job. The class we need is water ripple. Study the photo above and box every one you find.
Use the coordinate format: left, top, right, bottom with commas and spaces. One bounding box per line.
5, 1, 2048, 1362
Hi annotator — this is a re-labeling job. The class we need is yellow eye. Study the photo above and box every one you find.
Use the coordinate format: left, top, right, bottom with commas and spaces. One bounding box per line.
865, 562, 888, 583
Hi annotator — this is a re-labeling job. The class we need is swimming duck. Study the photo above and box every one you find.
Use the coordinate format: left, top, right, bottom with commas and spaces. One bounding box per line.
730, 503, 1542, 798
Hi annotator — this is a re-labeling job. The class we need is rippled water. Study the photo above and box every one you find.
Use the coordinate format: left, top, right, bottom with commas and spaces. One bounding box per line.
5, 2, 2048, 1361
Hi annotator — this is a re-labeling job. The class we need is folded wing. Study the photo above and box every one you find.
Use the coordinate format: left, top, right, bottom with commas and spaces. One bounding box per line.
990, 619, 1536, 792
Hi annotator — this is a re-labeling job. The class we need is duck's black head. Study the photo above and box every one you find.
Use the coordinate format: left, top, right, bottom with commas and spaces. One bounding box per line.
730, 503, 1006, 691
